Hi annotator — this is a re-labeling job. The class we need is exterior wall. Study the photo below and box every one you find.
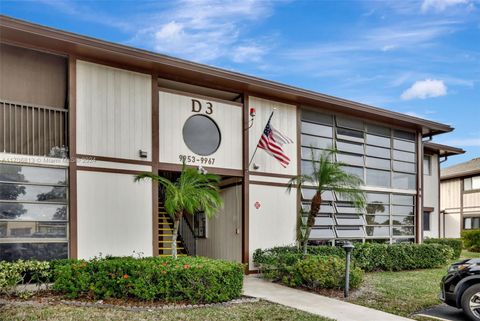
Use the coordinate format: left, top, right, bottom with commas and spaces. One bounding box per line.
197, 185, 242, 262
423, 153, 439, 238
76, 60, 152, 161
440, 178, 462, 238
248, 183, 297, 270
76, 170, 152, 259
0, 43, 67, 108
248, 96, 298, 175
158, 90, 242, 170
464, 191, 480, 217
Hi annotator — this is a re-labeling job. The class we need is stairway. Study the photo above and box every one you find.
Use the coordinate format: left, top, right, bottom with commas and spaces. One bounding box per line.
158, 201, 188, 257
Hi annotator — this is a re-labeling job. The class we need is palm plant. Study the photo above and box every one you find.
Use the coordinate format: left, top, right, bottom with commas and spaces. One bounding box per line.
135, 166, 223, 259
287, 148, 366, 255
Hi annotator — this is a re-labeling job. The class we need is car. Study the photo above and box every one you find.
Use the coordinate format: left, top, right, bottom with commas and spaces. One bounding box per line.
440, 258, 480, 320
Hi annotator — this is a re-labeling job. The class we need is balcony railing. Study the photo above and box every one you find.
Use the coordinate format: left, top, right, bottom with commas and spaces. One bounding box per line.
0, 100, 68, 158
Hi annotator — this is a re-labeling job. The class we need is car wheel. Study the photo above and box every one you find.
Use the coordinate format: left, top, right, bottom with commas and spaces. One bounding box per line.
462, 284, 480, 321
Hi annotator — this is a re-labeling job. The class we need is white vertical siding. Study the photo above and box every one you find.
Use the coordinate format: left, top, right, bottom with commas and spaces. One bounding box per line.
196, 185, 242, 262
77, 170, 152, 259
76, 61, 152, 161
248, 96, 297, 175
464, 192, 480, 215
158, 91, 242, 170
423, 154, 439, 238
440, 178, 462, 238
249, 184, 297, 270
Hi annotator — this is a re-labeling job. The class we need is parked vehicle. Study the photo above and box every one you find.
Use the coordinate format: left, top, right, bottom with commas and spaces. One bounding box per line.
440, 258, 480, 320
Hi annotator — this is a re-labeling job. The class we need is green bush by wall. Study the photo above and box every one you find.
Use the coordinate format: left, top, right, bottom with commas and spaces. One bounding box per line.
254, 243, 454, 274
462, 230, 480, 252
52, 256, 244, 303
424, 238, 463, 258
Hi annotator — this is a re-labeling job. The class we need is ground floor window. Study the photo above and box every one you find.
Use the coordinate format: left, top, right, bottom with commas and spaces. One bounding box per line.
423, 211, 431, 231
464, 217, 480, 230
0, 163, 68, 261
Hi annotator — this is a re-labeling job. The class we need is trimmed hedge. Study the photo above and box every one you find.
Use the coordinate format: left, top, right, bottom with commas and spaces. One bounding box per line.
462, 230, 480, 252
253, 243, 454, 274
0, 260, 51, 297
294, 255, 363, 289
424, 238, 463, 258
52, 256, 244, 303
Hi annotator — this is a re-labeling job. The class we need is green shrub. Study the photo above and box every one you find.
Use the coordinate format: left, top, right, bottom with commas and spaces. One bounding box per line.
52, 256, 244, 303
254, 243, 453, 274
295, 256, 363, 289
462, 230, 480, 252
0, 260, 51, 297
424, 238, 463, 258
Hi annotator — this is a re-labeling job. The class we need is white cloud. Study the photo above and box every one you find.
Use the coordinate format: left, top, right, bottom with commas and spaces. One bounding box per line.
133, 0, 276, 63
231, 45, 266, 63
421, 0, 469, 12
401, 79, 447, 100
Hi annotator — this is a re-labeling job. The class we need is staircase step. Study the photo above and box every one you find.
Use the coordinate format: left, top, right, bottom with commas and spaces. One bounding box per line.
159, 228, 173, 231
159, 247, 184, 250
160, 240, 182, 243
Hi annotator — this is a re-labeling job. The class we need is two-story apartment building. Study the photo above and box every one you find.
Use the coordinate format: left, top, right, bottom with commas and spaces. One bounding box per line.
0, 16, 461, 270
440, 158, 480, 238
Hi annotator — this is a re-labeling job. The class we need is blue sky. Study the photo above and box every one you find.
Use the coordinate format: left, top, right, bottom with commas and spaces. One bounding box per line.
2, 0, 479, 167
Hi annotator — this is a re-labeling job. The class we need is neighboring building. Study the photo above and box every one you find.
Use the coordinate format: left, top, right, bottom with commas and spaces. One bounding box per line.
422, 142, 464, 239
440, 158, 480, 238
0, 16, 461, 270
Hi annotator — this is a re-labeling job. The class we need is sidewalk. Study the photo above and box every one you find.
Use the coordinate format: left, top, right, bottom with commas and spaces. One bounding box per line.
243, 275, 414, 321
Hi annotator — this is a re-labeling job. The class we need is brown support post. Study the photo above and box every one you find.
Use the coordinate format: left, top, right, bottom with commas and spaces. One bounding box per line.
437, 154, 441, 238
296, 106, 302, 243
68, 55, 78, 259
416, 132, 423, 243
152, 73, 159, 256
242, 92, 250, 272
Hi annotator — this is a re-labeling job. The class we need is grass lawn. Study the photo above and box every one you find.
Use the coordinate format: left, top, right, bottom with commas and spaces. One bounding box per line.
0, 301, 334, 321
350, 250, 480, 320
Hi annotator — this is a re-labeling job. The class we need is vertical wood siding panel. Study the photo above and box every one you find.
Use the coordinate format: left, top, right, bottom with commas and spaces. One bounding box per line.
248, 96, 297, 175
158, 91, 242, 170
77, 171, 152, 259
76, 61, 151, 160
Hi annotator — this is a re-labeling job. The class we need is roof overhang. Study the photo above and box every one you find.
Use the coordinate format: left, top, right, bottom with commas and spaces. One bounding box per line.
441, 168, 480, 181
0, 15, 454, 136
424, 142, 465, 157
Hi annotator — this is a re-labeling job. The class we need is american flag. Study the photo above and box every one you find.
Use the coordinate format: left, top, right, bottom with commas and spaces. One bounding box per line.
257, 115, 293, 168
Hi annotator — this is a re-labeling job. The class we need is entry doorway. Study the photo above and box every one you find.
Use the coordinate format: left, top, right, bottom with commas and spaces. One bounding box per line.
156, 171, 243, 262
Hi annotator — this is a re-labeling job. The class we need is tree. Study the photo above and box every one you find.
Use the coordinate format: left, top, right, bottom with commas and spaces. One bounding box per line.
135, 166, 223, 259
287, 148, 366, 255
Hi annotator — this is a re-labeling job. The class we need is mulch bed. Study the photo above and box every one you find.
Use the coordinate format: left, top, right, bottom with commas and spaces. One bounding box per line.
0, 291, 259, 311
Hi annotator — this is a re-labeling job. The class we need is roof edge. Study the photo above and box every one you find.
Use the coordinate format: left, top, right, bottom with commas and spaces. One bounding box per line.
0, 15, 454, 135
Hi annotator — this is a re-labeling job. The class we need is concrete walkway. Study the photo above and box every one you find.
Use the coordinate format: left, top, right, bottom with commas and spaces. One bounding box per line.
243, 275, 414, 321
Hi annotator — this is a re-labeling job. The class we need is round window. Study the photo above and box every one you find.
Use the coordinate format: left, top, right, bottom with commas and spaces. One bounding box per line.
182, 115, 221, 156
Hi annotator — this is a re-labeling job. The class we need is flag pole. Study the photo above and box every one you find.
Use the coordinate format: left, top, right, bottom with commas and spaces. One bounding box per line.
248, 110, 275, 168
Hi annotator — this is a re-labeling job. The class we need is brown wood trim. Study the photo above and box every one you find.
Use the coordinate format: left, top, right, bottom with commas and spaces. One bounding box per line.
76, 55, 153, 75
76, 154, 152, 166
152, 73, 160, 257
438, 155, 441, 238
416, 132, 423, 243
242, 92, 250, 271
461, 175, 465, 233
423, 207, 435, 212
250, 180, 290, 188
464, 189, 480, 194
157, 162, 243, 177
77, 166, 145, 176
68, 55, 78, 259
249, 171, 296, 179
296, 105, 302, 243
158, 86, 243, 107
